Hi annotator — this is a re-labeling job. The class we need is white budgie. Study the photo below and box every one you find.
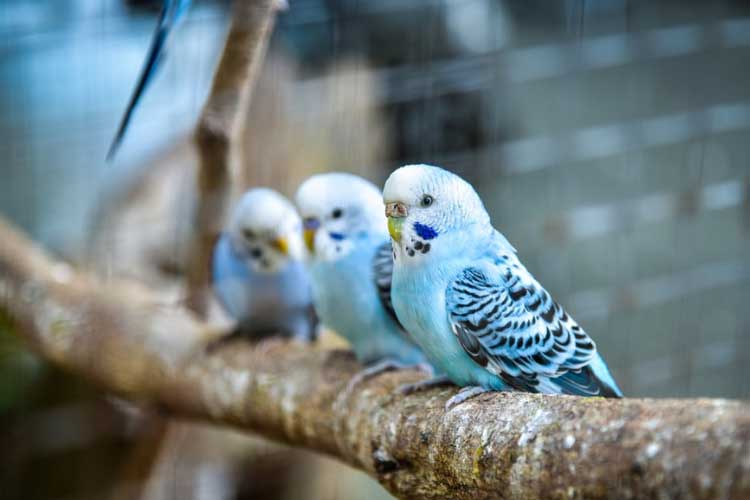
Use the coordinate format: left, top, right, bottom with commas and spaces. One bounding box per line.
295, 173, 428, 378
212, 188, 316, 341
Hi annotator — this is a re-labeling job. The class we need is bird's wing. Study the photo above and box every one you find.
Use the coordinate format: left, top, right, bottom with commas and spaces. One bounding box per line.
372, 240, 400, 324
107, 0, 191, 160
445, 243, 621, 397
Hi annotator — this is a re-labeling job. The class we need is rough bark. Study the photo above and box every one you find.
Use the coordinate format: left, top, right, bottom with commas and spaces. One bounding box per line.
186, 0, 280, 315
1, 217, 748, 500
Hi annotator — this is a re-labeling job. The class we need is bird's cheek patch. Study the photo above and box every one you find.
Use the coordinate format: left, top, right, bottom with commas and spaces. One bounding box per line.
405, 238, 432, 258
413, 240, 431, 255
328, 232, 346, 241
413, 222, 438, 240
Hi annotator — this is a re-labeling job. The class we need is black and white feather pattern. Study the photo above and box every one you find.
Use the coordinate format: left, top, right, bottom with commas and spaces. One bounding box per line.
446, 242, 621, 397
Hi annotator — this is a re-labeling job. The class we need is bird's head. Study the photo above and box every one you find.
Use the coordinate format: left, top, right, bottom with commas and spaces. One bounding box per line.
227, 188, 304, 273
383, 164, 490, 263
295, 172, 387, 262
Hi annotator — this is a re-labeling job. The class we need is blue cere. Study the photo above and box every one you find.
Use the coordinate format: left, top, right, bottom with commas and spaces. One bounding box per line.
304, 217, 320, 230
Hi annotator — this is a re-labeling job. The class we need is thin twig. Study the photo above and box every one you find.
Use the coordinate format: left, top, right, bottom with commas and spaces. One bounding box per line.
186, 0, 280, 316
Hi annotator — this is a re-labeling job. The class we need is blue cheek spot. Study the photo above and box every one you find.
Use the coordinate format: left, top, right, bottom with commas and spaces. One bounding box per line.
329, 232, 346, 241
413, 222, 438, 240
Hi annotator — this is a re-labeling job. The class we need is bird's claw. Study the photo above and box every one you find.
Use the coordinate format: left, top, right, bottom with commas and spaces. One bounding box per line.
397, 375, 453, 396
345, 359, 404, 394
414, 362, 434, 375
444, 386, 489, 410
205, 329, 244, 354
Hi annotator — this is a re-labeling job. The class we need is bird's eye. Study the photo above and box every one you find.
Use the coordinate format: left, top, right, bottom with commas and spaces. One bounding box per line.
331, 208, 343, 219
420, 195, 434, 207
242, 228, 255, 240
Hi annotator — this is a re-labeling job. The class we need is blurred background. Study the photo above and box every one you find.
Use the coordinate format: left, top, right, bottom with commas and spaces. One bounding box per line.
1, 0, 749, 498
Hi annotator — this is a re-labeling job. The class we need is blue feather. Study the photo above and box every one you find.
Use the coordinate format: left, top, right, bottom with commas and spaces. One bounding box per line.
295, 172, 429, 369
212, 233, 316, 341
308, 237, 426, 365
107, 0, 192, 160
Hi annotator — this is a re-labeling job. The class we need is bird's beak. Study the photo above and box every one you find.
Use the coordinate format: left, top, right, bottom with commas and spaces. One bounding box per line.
385, 202, 408, 243
303, 229, 316, 253
302, 217, 320, 253
271, 237, 289, 255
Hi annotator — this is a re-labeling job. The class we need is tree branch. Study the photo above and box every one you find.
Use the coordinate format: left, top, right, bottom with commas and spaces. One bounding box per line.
186, 0, 280, 315
1, 217, 748, 500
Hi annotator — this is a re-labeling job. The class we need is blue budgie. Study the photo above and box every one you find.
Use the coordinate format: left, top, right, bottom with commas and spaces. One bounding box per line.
212, 188, 317, 342
108, 0, 192, 159
383, 164, 622, 408
295, 173, 428, 379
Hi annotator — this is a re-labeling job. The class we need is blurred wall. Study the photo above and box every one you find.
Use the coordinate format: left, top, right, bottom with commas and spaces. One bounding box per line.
0, 0, 226, 256
278, 0, 750, 399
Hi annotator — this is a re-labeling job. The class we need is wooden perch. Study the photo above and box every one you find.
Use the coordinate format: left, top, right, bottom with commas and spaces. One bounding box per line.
1, 217, 749, 500
186, 0, 280, 315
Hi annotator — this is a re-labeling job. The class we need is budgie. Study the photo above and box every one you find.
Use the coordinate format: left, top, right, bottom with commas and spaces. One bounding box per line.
383, 164, 622, 408
212, 188, 317, 342
108, 0, 192, 160
295, 173, 428, 379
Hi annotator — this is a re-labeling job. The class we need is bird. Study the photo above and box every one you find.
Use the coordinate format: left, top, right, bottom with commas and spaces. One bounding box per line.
383, 164, 622, 408
107, 0, 192, 160
295, 172, 428, 380
211, 188, 317, 343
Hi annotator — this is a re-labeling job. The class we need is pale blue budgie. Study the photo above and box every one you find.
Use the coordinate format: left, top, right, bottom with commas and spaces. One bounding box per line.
383, 164, 622, 407
212, 188, 317, 341
108, 0, 192, 159
295, 173, 428, 377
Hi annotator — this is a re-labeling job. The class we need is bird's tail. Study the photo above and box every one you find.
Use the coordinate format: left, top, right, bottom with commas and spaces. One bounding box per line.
549, 353, 623, 398
589, 352, 623, 397
107, 4, 172, 160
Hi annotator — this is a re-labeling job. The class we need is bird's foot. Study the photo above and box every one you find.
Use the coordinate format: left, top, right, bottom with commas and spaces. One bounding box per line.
445, 386, 489, 410
345, 359, 406, 394
205, 326, 289, 354
290, 326, 318, 343
205, 328, 245, 354
397, 375, 453, 396
414, 362, 434, 375
255, 336, 288, 356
